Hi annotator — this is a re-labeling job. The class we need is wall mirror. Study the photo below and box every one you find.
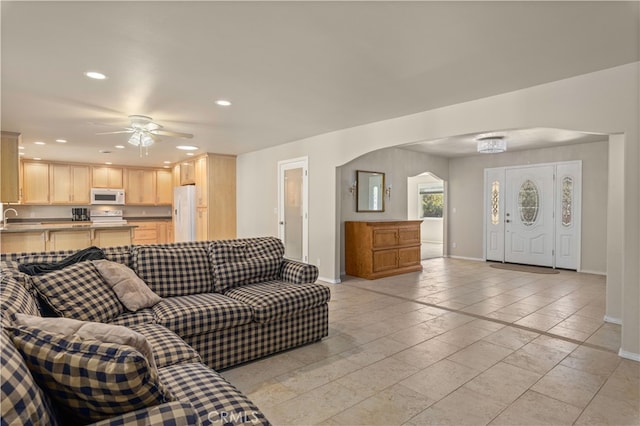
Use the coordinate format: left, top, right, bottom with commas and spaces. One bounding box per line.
356, 170, 385, 212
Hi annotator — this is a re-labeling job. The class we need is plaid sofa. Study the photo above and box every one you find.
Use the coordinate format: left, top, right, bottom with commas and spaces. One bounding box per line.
1, 237, 330, 425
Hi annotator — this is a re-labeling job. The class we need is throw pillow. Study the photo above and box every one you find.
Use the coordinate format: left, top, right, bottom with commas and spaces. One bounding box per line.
8, 325, 174, 424
28, 261, 124, 323
92, 259, 162, 311
132, 246, 212, 297
13, 313, 157, 371
208, 240, 283, 293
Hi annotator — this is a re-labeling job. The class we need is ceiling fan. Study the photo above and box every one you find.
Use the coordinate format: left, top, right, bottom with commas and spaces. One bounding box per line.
96, 115, 193, 156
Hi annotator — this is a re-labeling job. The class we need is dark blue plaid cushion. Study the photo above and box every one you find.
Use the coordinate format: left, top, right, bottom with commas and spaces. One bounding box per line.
1, 273, 41, 327
28, 261, 124, 322
129, 323, 201, 368
8, 325, 175, 424
1, 331, 59, 426
152, 293, 254, 338
224, 281, 331, 323
280, 259, 319, 284
89, 401, 200, 426
132, 246, 212, 297
209, 238, 284, 293
108, 308, 155, 328
158, 362, 270, 425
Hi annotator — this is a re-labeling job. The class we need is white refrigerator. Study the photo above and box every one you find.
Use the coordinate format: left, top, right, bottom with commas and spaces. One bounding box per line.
173, 185, 196, 242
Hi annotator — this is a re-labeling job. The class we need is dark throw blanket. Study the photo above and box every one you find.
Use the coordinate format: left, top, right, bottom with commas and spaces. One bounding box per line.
18, 246, 106, 276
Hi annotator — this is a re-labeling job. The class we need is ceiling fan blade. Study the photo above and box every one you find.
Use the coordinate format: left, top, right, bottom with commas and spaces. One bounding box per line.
150, 130, 194, 139
95, 130, 135, 135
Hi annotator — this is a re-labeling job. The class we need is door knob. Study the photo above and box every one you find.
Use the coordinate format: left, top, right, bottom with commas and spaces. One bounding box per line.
506, 219, 511, 223
279, 221, 284, 225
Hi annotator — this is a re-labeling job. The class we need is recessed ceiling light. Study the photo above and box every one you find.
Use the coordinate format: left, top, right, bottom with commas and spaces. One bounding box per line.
85, 71, 107, 80
163, 165, 170, 169
55, 139, 67, 143
18, 146, 24, 150
34, 141, 46, 145
19, 152, 25, 156
115, 145, 125, 149
176, 145, 198, 151
105, 162, 112, 165
33, 157, 41, 160
163, 161, 171, 164
186, 153, 195, 156
215, 99, 232, 107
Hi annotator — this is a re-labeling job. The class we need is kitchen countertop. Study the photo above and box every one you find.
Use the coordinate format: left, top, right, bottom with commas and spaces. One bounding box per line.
0, 223, 138, 233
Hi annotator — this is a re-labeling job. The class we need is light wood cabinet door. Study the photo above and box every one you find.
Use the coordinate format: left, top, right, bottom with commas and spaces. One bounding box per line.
156, 220, 173, 243
0, 232, 46, 253
1, 131, 20, 203
92, 228, 132, 248
180, 161, 195, 185
195, 156, 208, 207
48, 230, 92, 251
92, 166, 123, 189
50, 164, 90, 204
21, 161, 50, 204
196, 207, 208, 241
155, 170, 173, 205
129, 221, 159, 244
125, 169, 156, 205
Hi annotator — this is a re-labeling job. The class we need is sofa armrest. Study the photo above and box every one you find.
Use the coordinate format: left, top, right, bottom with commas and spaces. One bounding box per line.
280, 259, 319, 284
89, 401, 200, 426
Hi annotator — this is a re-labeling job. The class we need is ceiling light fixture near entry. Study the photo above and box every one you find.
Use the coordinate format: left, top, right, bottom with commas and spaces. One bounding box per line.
477, 136, 507, 153
85, 71, 107, 80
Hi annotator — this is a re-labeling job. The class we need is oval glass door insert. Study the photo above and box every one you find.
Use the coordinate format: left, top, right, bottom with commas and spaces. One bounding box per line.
518, 179, 539, 226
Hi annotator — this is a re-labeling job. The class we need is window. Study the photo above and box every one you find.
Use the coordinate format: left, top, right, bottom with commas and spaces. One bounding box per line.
518, 179, 539, 226
418, 183, 444, 218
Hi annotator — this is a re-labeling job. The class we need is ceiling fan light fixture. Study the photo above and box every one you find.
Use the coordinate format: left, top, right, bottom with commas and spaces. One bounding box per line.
477, 136, 507, 153
176, 145, 198, 151
84, 71, 107, 80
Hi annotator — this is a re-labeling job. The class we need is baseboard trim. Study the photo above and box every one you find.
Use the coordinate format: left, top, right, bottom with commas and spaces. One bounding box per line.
604, 315, 622, 325
619, 349, 640, 362
447, 255, 484, 262
318, 276, 341, 284
579, 269, 606, 276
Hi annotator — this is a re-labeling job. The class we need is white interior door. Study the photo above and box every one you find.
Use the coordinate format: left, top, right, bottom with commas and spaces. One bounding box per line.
278, 157, 308, 262
505, 165, 555, 267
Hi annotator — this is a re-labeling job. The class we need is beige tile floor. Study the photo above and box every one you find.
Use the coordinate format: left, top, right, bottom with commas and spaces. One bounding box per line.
222, 258, 639, 425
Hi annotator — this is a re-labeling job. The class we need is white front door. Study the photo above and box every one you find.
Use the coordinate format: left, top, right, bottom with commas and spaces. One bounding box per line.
505, 165, 555, 267
278, 157, 308, 262
484, 161, 582, 270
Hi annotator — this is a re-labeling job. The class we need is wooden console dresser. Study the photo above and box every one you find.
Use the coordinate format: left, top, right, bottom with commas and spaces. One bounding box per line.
345, 220, 422, 279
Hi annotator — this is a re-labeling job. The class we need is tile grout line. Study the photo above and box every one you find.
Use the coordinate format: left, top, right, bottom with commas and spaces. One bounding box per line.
339, 282, 618, 354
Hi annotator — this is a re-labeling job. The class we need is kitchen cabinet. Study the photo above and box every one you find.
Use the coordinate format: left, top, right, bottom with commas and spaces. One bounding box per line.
0, 231, 46, 254
155, 170, 173, 205
193, 154, 236, 240
91, 166, 123, 189
129, 221, 158, 244
21, 161, 50, 204
196, 207, 208, 241
156, 220, 173, 244
1, 131, 20, 203
50, 164, 90, 204
125, 169, 156, 205
92, 227, 132, 248
345, 220, 422, 279
48, 229, 92, 251
180, 160, 195, 185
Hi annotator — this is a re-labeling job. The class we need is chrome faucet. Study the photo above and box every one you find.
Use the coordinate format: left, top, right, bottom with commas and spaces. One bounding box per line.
3, 208, 18, 227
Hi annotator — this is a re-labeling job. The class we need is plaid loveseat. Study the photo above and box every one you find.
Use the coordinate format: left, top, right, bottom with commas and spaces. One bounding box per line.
1, 237, 330, 425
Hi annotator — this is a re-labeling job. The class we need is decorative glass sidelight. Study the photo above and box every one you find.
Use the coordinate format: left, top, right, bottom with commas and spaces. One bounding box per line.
562, 176, 573, 227
491, 181, 500, 225
518, 179, 539, 226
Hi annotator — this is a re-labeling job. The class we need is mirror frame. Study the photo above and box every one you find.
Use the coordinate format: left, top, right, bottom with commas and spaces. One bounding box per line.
356, 170, 385, 212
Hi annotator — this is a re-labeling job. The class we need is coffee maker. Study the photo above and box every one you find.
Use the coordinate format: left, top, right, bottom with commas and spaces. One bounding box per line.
72, 208, 88, 221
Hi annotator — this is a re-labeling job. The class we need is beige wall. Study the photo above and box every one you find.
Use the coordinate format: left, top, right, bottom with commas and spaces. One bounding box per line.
237, 62, 639, 357
448, 141, 609, 274
337, 147, 449, 273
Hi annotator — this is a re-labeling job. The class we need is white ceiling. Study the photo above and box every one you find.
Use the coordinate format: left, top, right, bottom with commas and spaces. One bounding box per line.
1, 2, 638, 166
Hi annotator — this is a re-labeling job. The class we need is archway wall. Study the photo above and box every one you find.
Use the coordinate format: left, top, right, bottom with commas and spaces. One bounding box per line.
236, 62, 639, 355
337, 148, 449, 275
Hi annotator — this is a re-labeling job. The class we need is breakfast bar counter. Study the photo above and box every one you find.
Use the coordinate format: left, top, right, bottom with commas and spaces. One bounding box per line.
0, 223, 137, 253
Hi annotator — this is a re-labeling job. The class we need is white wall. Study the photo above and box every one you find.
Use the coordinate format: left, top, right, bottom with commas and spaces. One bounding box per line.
237, 62, 639, 356
448, 141, 609, 273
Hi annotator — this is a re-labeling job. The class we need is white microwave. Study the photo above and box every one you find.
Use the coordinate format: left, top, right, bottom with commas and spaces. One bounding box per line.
90, 188, 125, 205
